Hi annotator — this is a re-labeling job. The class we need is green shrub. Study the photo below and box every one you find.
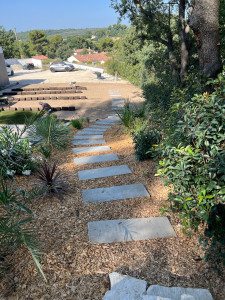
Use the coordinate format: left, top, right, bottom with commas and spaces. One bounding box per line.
157, 74, 225, 264
0, 127, 36, 177
131, 124, 161, 161
27, 115, 71, 150
70, 119, 83, 129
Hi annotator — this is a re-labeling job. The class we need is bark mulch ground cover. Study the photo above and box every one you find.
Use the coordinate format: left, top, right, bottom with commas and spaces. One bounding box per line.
0, 124, 224, 300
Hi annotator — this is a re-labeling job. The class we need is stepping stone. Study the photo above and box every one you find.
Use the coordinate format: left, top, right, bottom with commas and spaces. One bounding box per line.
74, 135, 103, 140
78, 165, 132, 180
90, 125, 111, 129
112, 104, 124, 107
72, 146, 110, 154
147, 285, 214, 300
95, 121, 117, 125
76, 130, 106, 135
82, 183, 149, 203
88, 217, 176, 243
74, 154, 119, 165
82, 128, 107, 132
72, 139, 106, 146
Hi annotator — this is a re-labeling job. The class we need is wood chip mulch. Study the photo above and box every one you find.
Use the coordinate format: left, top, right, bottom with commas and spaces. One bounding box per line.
0, 124, 224, 300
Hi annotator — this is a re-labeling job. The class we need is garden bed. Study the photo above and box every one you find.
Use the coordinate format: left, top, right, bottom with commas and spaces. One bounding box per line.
0, 123, 224, 299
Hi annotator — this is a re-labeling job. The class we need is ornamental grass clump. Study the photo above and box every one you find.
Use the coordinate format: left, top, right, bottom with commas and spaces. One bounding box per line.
0, 180, 46, 280
35, 161, 69, 201
27, 115, 71, 150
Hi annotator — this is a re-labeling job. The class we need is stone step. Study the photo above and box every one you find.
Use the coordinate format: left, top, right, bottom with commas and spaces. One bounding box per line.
76, 130, 105, 135
72, 146, 110, 154
82, 128, 107, 132
74, 154, 119, 165
88, 217, 176, 244
95, 121, 117, 125
74, 135, 103, 140
82, 183, 149, 204
89, 125, 111, 129
78, 165, 132, 180
72, 139, 106, 146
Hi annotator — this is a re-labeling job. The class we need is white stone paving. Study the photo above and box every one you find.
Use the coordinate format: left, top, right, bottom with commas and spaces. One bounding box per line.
72, 146, 111, 154
74, 154, 119, 165
88, 217, 176, 243
82, 183, 150, 203
78, 165, 132, 180
74, 135, 103, 139
72, 139, 106, 146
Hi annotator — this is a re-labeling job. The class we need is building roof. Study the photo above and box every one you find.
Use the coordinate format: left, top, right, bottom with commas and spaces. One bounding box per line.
31, 55, 48, 60
74, 49, 94, 53
73, 52, 112, 63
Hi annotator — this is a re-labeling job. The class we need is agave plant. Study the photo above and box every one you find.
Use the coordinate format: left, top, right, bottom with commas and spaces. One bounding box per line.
35, 161, 69, 201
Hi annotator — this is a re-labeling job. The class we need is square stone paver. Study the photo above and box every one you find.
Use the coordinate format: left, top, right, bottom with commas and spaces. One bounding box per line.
74, 135, 103, 139
82, 183, 149, 203
72, 140, 106, 146
74, 154, 119, 165
90, 125, 111, 129
72, 146, 111, 154
76, 130, 106, 135
88, 217, 177, 243
78, 165, 132, 180
82, 128, 107, 132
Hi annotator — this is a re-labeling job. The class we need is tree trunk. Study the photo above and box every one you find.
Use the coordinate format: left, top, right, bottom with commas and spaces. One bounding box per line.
189, 0, 222, 78
179, 0, 189, 82
167, 32, 179, 81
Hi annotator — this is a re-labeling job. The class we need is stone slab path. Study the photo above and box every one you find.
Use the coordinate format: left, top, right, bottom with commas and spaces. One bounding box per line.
88, 217, 176, 243
72, 90, 176, 245
76, 130, 106, 135
74, 135, 103, 140
74, 154, 119, 165
78, 165, 132, 180
72, 139, 106, 146
82, 184, 150, 203
72, 146, 110, 154
89, 125, 111, 129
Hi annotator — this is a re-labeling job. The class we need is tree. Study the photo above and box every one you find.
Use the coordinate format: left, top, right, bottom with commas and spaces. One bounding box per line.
56, 44, 72, 60
188, 0, 222, 77
0, 26, 20, 58
29, 30, 48, 55
111, 0, 180, 80
20, 41, 31, 58
47, 34, 63, 58
67, 36, 90, 50
98, 37, 114, 51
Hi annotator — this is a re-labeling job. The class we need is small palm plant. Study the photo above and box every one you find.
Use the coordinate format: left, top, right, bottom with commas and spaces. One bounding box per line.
35, 161, 69, 201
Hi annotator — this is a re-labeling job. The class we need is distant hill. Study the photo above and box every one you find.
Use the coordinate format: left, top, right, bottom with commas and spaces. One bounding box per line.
17, 28, 106, 41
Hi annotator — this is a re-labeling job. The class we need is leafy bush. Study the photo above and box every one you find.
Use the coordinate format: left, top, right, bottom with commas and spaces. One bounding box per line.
27, 115, 71, 150
131, 123, 161, 161
0, 126, 36, 177
0, 180, 45, 280
70, 119, 83, 129
35, 161, 69, 201
157, 74, 225, 264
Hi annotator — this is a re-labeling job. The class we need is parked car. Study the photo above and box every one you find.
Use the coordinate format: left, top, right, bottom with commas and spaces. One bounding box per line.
50, 61, 74, 72
5, 63, 14, 76
23, 63, 35, 70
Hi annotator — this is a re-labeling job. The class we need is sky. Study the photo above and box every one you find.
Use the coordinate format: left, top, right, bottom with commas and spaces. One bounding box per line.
1, 0, 128, 32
